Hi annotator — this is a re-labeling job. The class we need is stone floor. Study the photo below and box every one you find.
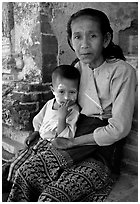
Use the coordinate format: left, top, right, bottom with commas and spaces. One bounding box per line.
106, 172, 138, 202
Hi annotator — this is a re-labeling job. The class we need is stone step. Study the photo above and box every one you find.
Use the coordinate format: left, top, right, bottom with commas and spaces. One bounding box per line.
126, 129, 138, 146
121, 158, 138, 175
2, 135, 24, 155
106, 172, 138, 202
123, 143, 138, 163
3, 123, 29, 141
2, 148, 15, 162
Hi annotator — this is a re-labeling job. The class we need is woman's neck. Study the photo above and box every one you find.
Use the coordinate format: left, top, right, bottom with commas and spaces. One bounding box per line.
88, 58, 105, 70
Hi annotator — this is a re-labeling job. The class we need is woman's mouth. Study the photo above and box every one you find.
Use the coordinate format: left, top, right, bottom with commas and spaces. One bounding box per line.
80, 53, 92, 57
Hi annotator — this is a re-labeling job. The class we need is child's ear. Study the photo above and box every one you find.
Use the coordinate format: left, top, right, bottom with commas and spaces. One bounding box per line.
50, 85, 54, 94
103, 32, 111, 48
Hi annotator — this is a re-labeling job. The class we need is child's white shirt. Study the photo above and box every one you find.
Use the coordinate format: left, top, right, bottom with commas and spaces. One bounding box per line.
33, 98, 79, 140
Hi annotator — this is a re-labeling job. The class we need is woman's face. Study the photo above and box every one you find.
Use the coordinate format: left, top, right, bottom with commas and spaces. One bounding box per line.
70, 16, 107, 68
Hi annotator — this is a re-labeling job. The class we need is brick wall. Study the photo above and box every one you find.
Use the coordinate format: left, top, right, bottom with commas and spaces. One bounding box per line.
40, 4, 58, 82
2, 2, 57, 132
9, 82, 53, 131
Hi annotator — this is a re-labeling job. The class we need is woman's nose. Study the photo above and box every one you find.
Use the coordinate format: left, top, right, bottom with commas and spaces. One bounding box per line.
81, 36, 89, 48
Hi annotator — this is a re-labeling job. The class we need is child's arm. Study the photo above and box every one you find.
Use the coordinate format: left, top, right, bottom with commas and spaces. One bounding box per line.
33, 102, 48, 131
57, 101, 69, 135
25, 102, 49, 147
57, 103, 79, 138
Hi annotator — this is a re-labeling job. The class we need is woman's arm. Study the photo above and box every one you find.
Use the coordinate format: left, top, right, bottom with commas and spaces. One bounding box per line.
74, 133, 97, 146
94, 64, 136, 146
51, 133, 97, 149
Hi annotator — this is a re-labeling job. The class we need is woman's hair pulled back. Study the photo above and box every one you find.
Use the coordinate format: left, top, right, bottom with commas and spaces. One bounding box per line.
67, 8, 125, 61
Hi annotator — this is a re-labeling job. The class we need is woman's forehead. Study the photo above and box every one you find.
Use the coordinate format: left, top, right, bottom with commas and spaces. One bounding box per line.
71, 16, 100, 31
71, 15, 99, 25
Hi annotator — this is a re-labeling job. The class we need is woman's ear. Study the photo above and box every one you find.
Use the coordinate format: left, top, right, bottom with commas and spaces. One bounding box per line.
103, 32, 112, 48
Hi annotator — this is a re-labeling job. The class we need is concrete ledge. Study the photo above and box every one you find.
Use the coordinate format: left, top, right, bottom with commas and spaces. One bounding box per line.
2, 136, 24, 154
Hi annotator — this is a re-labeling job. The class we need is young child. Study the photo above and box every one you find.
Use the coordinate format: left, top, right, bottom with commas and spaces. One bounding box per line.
7, 64, 80, 182
26, 64, 80, 145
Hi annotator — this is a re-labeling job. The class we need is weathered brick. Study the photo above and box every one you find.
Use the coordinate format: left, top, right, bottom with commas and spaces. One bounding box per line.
10, 105, 39, 131
42, 34, 58, 55
21, 92, 43, 103
42, 90, 54, 103
12, 91, 24, 101
12, 91, 42, 102
119, 20, 138, 55
19, 102, 38, 112
28, 82, 51, 92
15, 82, 31, 92
40, 14, 53, 34
42, 54, 57, 82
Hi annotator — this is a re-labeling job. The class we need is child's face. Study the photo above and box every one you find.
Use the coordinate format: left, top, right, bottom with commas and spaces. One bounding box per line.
52, 77, 78, 106
70, 15, 107, 68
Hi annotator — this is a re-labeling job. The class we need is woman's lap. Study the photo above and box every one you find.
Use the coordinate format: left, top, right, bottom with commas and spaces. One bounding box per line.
8, 146, 111, 202
8, 139, 49, 182
38, 158, 111, 202
8, 146, 65, 201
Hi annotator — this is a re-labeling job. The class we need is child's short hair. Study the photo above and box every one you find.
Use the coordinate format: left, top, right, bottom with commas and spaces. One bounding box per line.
52, 65, 80, 86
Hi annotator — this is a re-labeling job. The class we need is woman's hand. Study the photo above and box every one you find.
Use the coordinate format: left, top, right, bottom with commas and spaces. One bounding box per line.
51, 137, 74, 149
25, 131, 40, 147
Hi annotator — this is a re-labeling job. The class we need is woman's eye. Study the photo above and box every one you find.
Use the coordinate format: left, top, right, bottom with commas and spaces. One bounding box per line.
73, 35, 80, 40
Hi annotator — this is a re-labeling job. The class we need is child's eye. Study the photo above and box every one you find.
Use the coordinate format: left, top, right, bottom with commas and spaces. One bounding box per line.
58, 90, 65, 94
91, 34, 96, 38
70, 91, 77, 95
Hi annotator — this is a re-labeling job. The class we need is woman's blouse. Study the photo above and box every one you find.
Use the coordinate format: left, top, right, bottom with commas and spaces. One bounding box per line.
33, 98, 79, 140
76, 59, 137, 146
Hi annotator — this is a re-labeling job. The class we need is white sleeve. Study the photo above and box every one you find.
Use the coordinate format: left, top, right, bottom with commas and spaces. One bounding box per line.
93, 65, 136, 146
33, 102, 49, 131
